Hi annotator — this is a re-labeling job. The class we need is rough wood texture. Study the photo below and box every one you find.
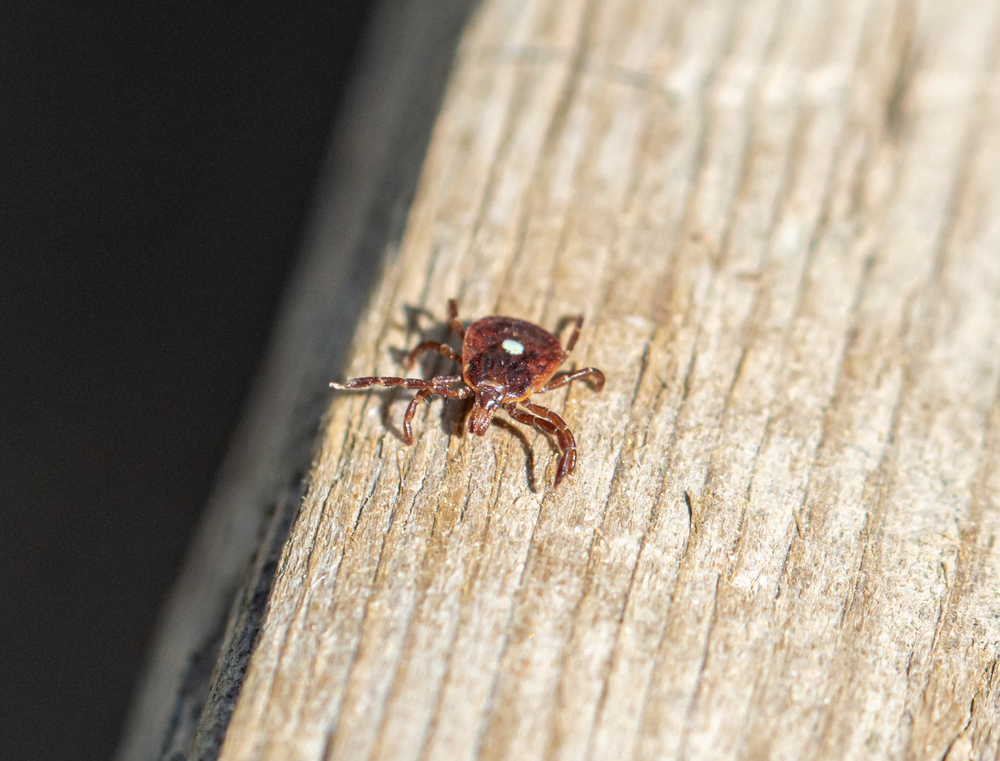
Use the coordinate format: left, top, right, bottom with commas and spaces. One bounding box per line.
220, 0, 1000, 759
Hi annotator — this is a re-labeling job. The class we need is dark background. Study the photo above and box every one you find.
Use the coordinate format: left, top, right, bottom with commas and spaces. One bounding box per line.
0, 2, 376, 759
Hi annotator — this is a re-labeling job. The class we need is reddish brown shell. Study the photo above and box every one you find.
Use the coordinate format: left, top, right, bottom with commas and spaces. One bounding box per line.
462, 316, 566, 402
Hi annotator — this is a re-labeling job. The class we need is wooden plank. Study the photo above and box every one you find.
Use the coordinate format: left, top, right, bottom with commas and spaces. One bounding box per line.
219, 0, 1000, 758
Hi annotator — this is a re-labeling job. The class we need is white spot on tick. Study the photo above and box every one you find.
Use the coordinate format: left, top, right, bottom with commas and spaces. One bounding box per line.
502, 338, 525, 355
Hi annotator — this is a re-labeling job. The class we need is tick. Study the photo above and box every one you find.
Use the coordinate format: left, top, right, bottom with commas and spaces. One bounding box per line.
330, 300, 605, 488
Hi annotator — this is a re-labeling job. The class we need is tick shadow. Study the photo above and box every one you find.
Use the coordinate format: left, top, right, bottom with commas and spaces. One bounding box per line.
553, 314, 581, 344
377, 395, 538, 493
490, 417, 538, 494
401, 302, 438, 334
440, 394, 473, 438
378, 302, 466, 442
376, 388, 471, 447
388, 303, 464, 376
378, 387, 409, 442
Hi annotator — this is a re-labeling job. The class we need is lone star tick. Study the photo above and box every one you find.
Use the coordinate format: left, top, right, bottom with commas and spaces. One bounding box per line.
330, 300, 605, 488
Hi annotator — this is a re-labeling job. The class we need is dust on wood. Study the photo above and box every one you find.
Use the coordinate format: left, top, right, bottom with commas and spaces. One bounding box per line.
219, 0, 1000, 759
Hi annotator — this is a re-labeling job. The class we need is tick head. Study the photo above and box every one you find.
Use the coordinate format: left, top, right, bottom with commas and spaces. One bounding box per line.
468, 381, 505, 436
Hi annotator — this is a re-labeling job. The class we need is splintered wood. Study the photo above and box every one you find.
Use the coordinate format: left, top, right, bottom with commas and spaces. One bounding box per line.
219, 0, 1000, 759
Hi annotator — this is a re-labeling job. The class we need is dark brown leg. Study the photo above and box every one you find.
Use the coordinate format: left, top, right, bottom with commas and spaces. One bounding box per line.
402, 389, 431, 444
539, 367, 605, 393
505, 401, 577, 488
331, 375, 451, 392
331, 375, 470, 443
403, 381, 470, 442
562, 314, 584, 353
405, 340, 462, 368
447, 298, 465, 339
402, 377, 475, 442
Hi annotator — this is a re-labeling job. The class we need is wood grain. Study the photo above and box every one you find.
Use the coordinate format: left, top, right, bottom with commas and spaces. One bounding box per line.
219, 0, 1000, 759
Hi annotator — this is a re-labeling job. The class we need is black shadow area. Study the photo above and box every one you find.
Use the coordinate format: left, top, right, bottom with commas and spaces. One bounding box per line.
0, 3, 375, 760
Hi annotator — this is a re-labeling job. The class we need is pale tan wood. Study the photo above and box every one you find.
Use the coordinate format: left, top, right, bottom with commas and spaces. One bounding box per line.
219, 0, 1000, 759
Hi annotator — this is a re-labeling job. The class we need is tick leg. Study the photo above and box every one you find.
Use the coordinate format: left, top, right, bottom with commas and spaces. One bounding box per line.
505, 401, 577, 488
447, 298, 465, 339
330, 376, 439, 392
430, 375, 467, 387
539, 367, 605, 393
332, 376, 428, 391
405, 341, 462, 369
562, 314, 585, 354
331, 375, 470, 443
402, 389, 431, 444
401, 380, 471, 442
330, 375, 467, 393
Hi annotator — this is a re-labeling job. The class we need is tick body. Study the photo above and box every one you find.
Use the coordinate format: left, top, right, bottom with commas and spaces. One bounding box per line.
330, 300, 605, 488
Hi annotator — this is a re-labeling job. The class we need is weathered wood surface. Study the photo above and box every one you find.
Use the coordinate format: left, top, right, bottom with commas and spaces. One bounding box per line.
219, 0, 1000, 759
